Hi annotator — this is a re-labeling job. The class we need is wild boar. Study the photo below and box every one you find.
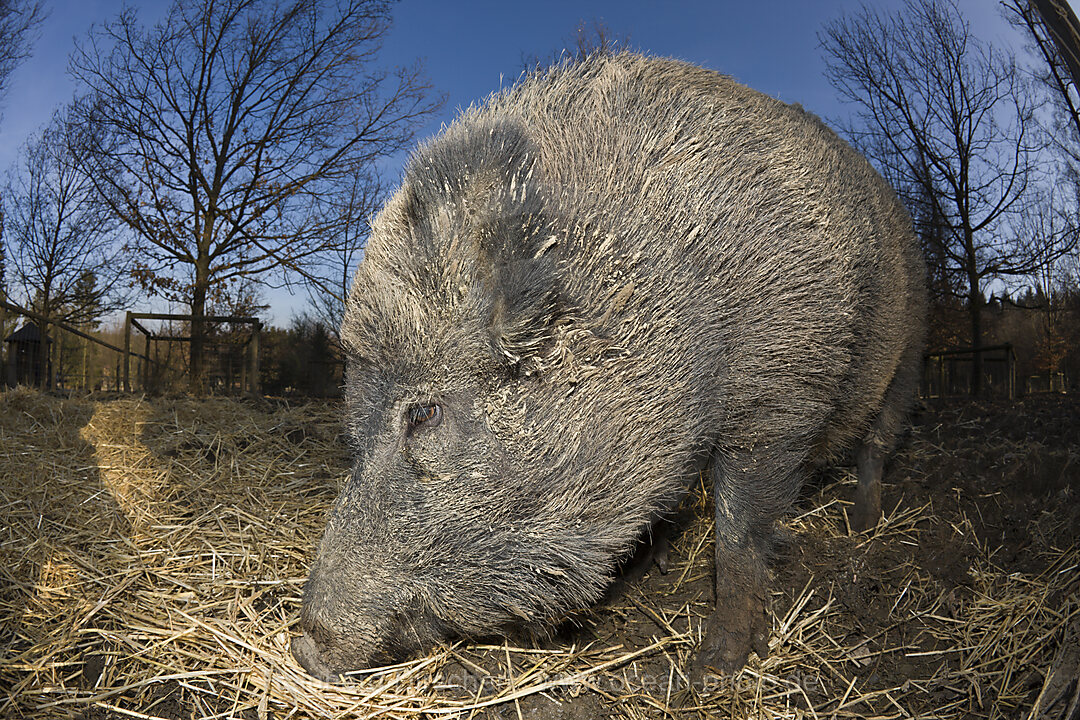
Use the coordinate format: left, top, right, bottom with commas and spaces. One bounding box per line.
292, 51, 927, 682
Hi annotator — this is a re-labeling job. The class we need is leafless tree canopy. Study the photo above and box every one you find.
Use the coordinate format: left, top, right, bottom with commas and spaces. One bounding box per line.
2, 109, 131, 327
521, 18, 629, 74
820, 0, 1067, 385
1004, 0, 1080, 179
67, 0, 439, 385
303, 167, 382, 337
0, 0, 44, 300
0, 0, 43, 110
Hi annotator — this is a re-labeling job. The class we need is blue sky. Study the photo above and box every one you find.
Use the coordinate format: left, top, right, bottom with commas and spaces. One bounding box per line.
0, 0, 1028, 324
380, 0, 1022, 147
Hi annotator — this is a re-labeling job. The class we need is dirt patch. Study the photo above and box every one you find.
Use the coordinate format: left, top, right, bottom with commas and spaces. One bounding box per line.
1, 388, 1076, 718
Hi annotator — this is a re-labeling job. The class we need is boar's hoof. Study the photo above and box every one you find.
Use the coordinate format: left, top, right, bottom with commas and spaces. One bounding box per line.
649, 532, 671, 575
622, 531, 672, 586
692, 588, 769, 678
291, 633, 343, 684
851, 502, 882, 533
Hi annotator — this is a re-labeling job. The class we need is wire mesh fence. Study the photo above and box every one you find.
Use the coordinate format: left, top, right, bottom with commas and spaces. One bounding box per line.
2, 299, 134, 392
1, 299, 344, 397
921, 345, 1017, 399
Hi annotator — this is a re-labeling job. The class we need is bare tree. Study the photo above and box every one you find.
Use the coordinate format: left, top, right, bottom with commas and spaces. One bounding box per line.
302, 168, 382, 337
2, 109, 131, 327
0, 0, 44, 111
820, 0, 1064, 393
0, 0, 45, 342
1, 197, 7, 348
522, 18, 628, 73
1011, 187, 1077, 378
69, 0, 440, 389
1004, 1, 1080, 172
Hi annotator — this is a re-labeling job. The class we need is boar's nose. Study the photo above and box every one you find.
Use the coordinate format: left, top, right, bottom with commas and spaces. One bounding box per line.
291, 632, 343, 683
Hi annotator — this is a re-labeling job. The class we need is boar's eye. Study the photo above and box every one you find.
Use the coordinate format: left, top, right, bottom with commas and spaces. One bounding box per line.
406, 403, 442, 430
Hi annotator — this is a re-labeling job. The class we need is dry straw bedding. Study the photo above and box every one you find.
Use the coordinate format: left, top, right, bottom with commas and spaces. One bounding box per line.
0, 388, 1076, 719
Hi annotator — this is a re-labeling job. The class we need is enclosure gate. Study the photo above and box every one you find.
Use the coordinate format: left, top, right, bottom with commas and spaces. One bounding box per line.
2, 298, 151, 391
123, 312, 261, 396
922, 344, 1017, 399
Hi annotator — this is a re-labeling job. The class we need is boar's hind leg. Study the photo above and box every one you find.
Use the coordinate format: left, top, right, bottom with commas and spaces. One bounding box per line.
853, 344, 923, 533
693, 446, 800, 677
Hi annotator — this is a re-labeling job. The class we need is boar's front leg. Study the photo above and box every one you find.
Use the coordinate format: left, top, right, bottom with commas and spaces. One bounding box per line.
693, 445, 799, 676
853, 440, 884, 532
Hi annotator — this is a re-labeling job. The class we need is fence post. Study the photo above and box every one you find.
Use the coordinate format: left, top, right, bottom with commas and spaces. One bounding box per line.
82, 334, 89, 390
143, 332, 151, 392
240, 339, 248, 394
0, 299, 6, 376
123, 311, 132, 393
1008, 344, 1016, 400
249, 321, 261, 397
36, 315, 47, 389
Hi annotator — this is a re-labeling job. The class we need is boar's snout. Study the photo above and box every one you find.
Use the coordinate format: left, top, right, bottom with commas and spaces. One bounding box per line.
291, 631, 342, 683
291, 601, 380, 683
292, 608, 425, 682
294, 553, 454, 681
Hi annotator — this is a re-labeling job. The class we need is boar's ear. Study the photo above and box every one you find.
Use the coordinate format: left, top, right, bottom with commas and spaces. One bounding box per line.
404, 117, 563, 373
486, 233, 561, 371
446, 119, 562, 372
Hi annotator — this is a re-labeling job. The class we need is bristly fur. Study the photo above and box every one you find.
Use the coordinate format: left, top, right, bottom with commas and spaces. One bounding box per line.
296, 51, 927, 679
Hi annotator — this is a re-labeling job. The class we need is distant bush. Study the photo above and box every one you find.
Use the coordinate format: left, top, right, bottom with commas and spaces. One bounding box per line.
260, 317, 343, 397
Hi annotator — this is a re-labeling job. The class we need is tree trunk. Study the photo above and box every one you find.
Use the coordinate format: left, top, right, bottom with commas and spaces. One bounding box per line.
969, 285, 984, 396
0, 303, 6, 379
1031, 0, 1080, 93
82, 335, 89, 390
38, 293, 51, 390
54, 327, 62, 390
190, 256, 211, 393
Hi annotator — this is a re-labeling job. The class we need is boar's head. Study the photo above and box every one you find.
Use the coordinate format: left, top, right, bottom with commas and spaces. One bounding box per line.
292, 120, 622, 681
